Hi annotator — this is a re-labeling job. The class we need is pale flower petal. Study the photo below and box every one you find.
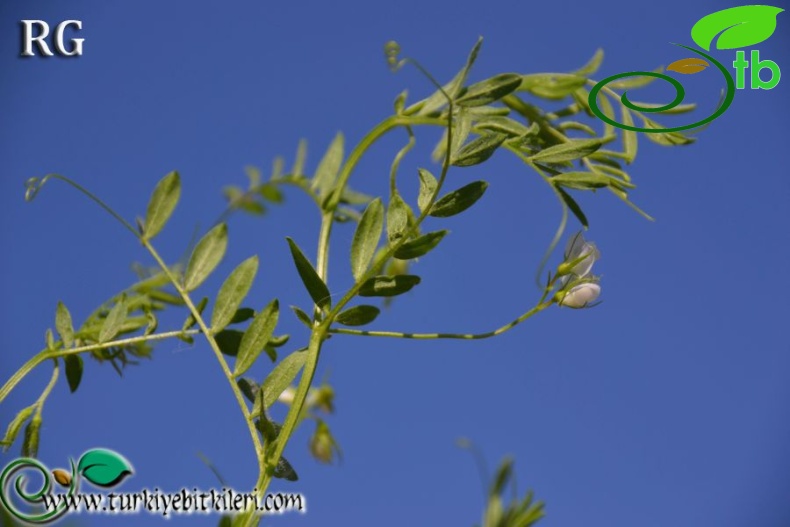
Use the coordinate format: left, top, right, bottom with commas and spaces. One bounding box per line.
564, 232, 600, 278
559, 283, 601, 308
278, 386, 296, 405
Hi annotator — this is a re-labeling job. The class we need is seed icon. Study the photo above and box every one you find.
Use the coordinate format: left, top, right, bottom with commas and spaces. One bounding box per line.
52, 469, 72, 487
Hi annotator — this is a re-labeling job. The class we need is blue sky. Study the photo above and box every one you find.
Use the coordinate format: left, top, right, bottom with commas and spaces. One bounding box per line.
1, 1, 788, 526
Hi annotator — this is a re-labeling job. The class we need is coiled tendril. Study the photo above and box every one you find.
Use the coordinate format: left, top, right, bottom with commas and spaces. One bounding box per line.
588, 44, 735, 133
0, 458, 75, 523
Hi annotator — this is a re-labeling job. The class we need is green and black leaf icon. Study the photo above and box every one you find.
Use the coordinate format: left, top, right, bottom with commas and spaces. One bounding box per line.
76, 449, 133, 487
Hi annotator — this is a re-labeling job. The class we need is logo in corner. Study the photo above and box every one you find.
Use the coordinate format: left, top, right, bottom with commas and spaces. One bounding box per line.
589, 5, 784, 133
1, 449, 133, 524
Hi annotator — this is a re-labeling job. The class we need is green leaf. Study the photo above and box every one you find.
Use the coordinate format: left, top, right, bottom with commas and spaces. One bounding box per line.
182, 297, 208, 332
312, 132, 344, 198
99, 296, 127, 343
245, 165, 262, 187
475, 116, 536, 138
229, 307, 256, 325
271, 156, 285, 180
287, 237, 331, 309
558, 121, 597, 136
143, 309, 159, 337
552, 171, 611, 190
417, 169, 438, 213
393, 90, 407, 114
529, 138, 608, 164
22, 416, 41, 458
350, 198, 384, 282
77, 448, 133, 487
258, 183, 284, 203
405, 37, 483, 116
184, 224, 228, 292
451, 133, 507, 167
386, 194, 410, 243
593, 90, 616, 137
215, 330, 244, 357
520, 74, 587, 99
620, 107, 637, 164
642, 118, 695, 146
608, 68, 663, 90
457, 73, 522, 107
290, 306, 313, 327
64, 355, 84, 393
573, 48, 604, 76
255, 390, 279, 443
268, 334, 290, 348
143, 171, 181, 240
55, 301, 74, 348
261, 350, 307, 409
430, 181, 488, 218
292, 139, 307, 178
237, 378, 260, 404
211, 256, 259, 332
450, 108, 472, 159
1, 405, 34, 451
359, 275, 421, 297
394, 230, 447, 260
235, 300, 279, 377
491, 457, 515, 496
336, 305, 381, 326
691, 5, 784, 51
272, 455, 299, 481
556, 187, 589, 228
338, 188, 374, 207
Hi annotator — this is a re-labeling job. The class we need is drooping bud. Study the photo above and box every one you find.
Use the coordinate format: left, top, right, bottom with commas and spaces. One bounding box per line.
556, 283, 601, 308
309, 420, 341, 464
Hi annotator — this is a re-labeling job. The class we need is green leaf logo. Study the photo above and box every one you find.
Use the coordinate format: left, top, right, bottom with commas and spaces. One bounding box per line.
77, 449, 133, 487
691, 5, 784, 51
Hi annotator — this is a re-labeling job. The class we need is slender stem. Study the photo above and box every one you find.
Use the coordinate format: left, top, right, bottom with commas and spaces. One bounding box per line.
247, 111, 447, 526
389, 127, 416, 197
0, 330, 200, 404
141, 240, 263, 458
33, 359, 60, 417
32, 174, 140, 238
328, 301, 553, 340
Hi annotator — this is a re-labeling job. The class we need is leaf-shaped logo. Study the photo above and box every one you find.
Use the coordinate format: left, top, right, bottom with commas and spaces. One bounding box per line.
77, 449, 133, 487
667, 57, 709, 74
691, 5, 784, 51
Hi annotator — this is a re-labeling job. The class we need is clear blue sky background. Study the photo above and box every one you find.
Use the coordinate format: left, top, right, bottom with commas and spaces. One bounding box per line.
1, 1, 788, 526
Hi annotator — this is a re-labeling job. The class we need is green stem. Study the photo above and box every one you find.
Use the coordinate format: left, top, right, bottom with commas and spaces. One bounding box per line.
33, 359, 60, 418
141, 240, 263, 459
0, 330, 200, 404
329, 301, 553, 340
29, 174, 140, 238
248, 103, 454, 526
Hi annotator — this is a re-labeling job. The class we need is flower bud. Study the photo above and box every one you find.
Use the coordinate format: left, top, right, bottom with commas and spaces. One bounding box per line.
311, 385, 335, 414
309, 421, 341, 464
557, 283, 601, 308
277, 386, 296, 406
562, 232, 600, 278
